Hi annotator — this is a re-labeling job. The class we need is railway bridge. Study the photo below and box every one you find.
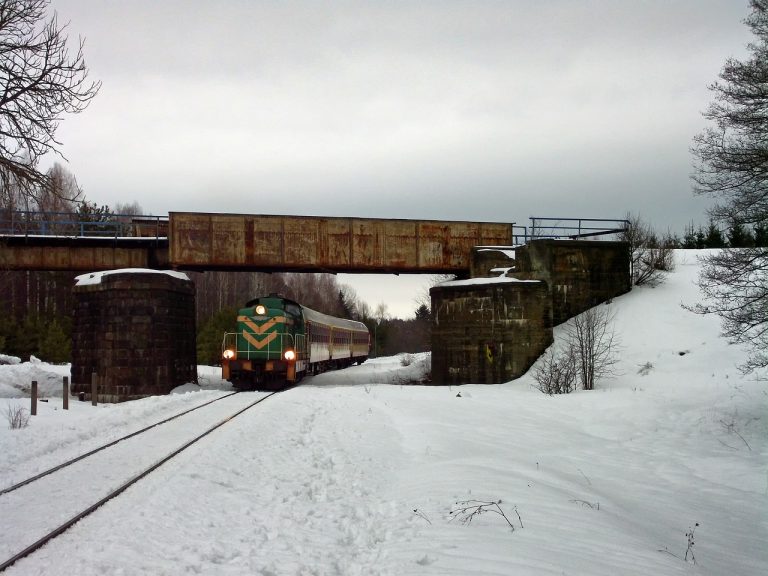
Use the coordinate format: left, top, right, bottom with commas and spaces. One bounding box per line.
0, 211, 531, 274
1, 210, 630, 392
0, 211, 625, 275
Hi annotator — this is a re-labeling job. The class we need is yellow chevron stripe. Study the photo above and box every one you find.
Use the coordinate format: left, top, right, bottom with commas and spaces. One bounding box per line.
238, 316, 286, 335
243, 331, 278, 350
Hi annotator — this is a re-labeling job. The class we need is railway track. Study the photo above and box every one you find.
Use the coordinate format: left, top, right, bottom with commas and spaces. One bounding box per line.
0, 390, 241, 497
0, 389, 282, 572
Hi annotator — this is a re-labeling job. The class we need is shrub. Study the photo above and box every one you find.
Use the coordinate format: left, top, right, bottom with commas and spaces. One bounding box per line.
566, 306, 620, 391
5, 403, 30, 430
533, 346, 577, 394
621, 213, 676, 287
534, 306, 619, 393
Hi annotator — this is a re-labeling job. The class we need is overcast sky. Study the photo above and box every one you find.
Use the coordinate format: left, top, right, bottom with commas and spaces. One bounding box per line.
47, 0, 753, 317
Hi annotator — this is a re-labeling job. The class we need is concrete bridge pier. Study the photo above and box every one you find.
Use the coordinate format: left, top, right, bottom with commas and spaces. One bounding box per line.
71, 270, 197, 402
430, 239, 630, 385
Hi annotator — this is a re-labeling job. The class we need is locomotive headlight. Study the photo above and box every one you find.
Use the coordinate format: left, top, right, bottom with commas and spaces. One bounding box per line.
222, 349, 235, 360
255, 304, 267, 316
284, 349, 296, 361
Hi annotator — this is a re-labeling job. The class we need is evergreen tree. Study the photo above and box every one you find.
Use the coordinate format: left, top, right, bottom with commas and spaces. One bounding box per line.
754, 221, 768, 246
0, 313, 14, 354
694, 227, 707, 249
12, 314, 44, 359
726, 221, 755, 247
414, 304, 431, 352
682, 223, 698, 249
703, 222, 726, 248
196, 307, 238, 366
39, 318, 70, 363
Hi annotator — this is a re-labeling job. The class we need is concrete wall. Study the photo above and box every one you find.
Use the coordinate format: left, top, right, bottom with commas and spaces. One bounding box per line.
471, 240, 631, 325
432, 240, 630, 385
430, 280, 552, 384
71, 271, 196, 402
513, 240, 630, 324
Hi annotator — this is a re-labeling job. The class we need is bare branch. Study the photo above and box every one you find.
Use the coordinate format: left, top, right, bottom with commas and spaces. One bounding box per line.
0, 0, 100, 203
689, 1, 768, 371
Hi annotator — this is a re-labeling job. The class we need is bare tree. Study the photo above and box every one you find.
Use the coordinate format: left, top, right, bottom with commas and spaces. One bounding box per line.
0, 155, 29, 211
690, 1, 768, 371
620, 213, 675, 287
374, 302, 389, 323
690, 250, 768, 372
532, 345, 578, 395
40, 162, 80, 211
0, 0, 100, 202
113, 201, 144, 215
415, 274, 454, 317
565, 306, 620, 391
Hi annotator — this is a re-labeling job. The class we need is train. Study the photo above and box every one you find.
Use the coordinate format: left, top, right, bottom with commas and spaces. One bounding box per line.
221, 294, 370, 390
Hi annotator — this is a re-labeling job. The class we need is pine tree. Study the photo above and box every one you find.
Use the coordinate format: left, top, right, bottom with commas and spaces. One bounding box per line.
703, 222, 726, 248
682, 223, 698, 249
13, 314, 44, 359
196, 307, 238, 365
726, 221, 755, 247
754, 221, 768, 246
39, 318, 71, 363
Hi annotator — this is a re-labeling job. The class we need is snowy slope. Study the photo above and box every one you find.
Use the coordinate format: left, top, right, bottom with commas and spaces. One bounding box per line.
0, 251, 766, 575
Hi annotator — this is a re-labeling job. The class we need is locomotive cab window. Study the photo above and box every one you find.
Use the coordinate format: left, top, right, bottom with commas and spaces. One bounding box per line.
285, 303, 301, 318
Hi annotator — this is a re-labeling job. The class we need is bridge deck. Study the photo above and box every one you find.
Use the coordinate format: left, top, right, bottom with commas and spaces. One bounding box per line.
1, 212, 626, 273
169, 212, 514, 274
0, 235, 169, 271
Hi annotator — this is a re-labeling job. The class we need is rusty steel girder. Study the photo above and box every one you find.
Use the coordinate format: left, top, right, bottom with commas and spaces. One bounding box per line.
0, 237, 169, 271
169, 212, 514, 273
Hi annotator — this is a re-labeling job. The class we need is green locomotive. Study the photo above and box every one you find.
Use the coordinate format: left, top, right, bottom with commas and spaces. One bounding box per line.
222, 294, 370, 389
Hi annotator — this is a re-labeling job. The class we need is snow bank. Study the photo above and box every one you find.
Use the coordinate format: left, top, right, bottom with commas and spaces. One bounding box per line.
74, 268, 189, 286
0, 355, 20, 366
0, 251, 765, 575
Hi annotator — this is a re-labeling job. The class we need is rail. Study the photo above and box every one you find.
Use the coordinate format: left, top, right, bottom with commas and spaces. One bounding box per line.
0, 391, 239, 497
0, 210, 168, 239
0, 390, 283, 572
0, 211, 626, 245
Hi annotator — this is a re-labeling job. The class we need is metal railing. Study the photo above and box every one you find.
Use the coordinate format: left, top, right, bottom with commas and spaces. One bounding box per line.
0, 210, 168, 239
519, 217, 629, 243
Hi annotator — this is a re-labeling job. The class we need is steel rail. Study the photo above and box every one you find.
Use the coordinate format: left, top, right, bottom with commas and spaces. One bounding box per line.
0, 389, 283, 573
0, 391, 240, 497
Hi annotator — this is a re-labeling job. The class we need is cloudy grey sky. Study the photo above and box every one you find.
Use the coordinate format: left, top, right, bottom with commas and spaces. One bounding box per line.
47, 0, 752, 317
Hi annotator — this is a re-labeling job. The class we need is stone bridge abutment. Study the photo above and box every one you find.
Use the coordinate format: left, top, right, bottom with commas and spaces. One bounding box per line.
430, 239, 630, 385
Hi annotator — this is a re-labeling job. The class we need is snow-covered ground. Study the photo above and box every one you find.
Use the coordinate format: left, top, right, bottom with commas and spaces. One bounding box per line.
0, 251, 766, 575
